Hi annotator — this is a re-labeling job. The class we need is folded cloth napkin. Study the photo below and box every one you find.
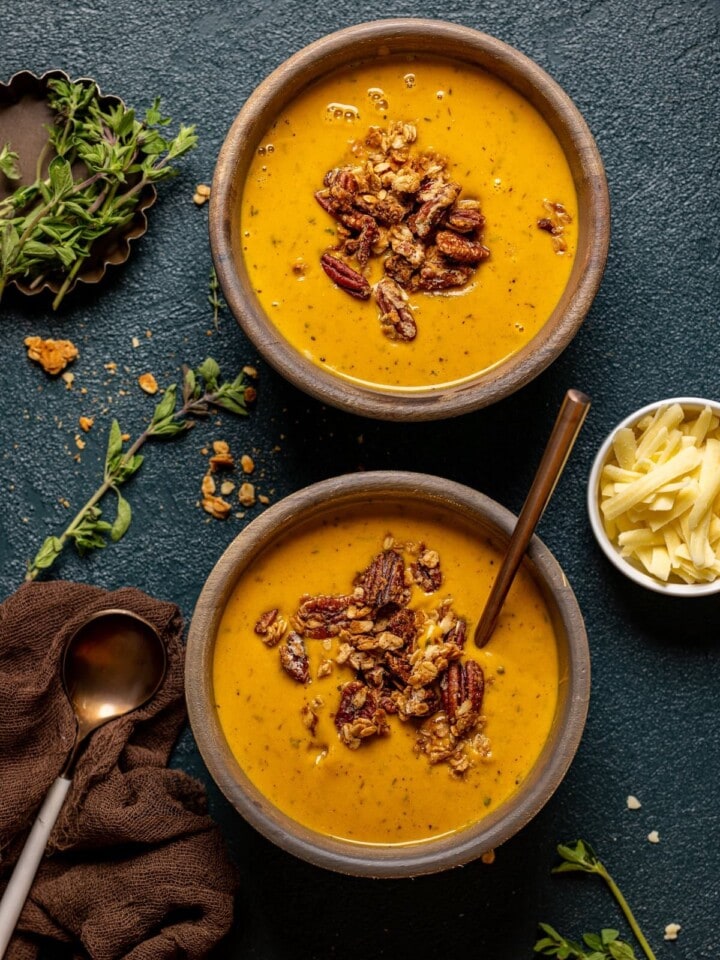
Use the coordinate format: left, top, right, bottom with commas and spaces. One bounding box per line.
0, 581, 236, 960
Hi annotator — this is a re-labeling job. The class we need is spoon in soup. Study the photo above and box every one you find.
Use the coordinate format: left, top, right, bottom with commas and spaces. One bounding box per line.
474, 388, 591, 648
0, 609, 167, 958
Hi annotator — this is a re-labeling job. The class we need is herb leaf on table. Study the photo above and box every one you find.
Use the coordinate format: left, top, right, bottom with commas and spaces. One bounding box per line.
26, 358, 251, 581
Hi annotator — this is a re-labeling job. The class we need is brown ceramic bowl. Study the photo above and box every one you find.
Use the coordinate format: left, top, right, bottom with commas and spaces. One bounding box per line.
186, 471, 590, 877
210, 19, 609, 420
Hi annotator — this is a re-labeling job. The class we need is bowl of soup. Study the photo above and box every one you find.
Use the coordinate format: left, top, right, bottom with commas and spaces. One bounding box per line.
210, 19, 609, 420
186, 471, 589, 876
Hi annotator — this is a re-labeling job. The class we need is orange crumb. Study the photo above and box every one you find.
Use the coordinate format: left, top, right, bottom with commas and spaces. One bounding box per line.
25, 336, 78, 376
138, 372, 159, 395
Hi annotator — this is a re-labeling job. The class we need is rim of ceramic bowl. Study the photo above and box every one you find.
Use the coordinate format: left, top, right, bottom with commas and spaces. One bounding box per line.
186, 471, 590, 877
587, 397, 720, 597
209, 19, 610, 422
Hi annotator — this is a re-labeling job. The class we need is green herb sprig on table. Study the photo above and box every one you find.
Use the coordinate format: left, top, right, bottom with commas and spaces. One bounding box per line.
535, 841, 657, 960
26, 358, 249, 581
0, 78, 197, 308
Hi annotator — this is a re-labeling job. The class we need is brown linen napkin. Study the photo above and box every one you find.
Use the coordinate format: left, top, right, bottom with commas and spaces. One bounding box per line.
0, 581, 236, 960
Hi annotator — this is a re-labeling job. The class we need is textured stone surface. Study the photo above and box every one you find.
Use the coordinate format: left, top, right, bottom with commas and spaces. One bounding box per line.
1, 1, 718, 957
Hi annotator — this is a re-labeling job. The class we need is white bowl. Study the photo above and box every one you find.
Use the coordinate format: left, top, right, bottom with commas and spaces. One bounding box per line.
587, 396, 720, 597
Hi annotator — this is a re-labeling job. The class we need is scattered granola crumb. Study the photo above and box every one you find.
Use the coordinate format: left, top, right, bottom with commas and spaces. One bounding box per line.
74, 435, 86, 450
194, 183, 211, 204
80, 386, 87, 394
131, 336, 140, 348
201, 473, 216, 497
220, 480, 235, 496
145, 330, 152, 338
62, 372, 75, 389
121, 433, 130, 442
647, 830, 660, 843
258, 494, 270, 505
240, 454, 255, 474
58, 497, 70, 508
209, 440, 234, 470
626, 795, 642, 810
244, 386, 257, 403
24, 336, 78, 376
663, 923, 681, 941
79, 416, 94, 433
242, 365, 258, 378
104, 361, 117, 373
238, 482, 256, 506
138, 372, 159, 395
481, 850, 496, 865
202, 495, 232, 519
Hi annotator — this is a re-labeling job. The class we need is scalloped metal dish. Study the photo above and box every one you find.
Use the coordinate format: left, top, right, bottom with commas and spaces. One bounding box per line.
0, 69, 156, 302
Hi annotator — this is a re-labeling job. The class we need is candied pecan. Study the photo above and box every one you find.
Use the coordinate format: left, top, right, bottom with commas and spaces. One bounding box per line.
388, 223, 425, 267
435, 230, 490, 264
409, 180, 461, 237
359, 548, 410, 611
335, 681, 389, 748
320, 254, 371, 299
295, 594, 354, 639
385, 651, 413, 685
351, 215, 379, 268
537, 217, 555, 233
279, 632, 310, 684
326, 168, 358, 207
411, 548, 442, 593
385, 607, 418, 646
374, 277, 417, 342
445, 203, 486, 234
315, 190, 340, 218
254, 608, 287, 646
301, 703, 319, 734
383, 253, 416, 287
356, 192, 410, 225
415, 255, 474, 291
445, 617, 467, 650
440, 660, 484, 734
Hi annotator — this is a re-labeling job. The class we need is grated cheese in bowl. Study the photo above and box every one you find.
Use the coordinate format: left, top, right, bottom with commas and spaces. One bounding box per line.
588, 398, 720, 596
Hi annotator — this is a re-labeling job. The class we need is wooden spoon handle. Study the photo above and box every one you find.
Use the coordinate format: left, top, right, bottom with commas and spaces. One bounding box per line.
473, 388, 591, 648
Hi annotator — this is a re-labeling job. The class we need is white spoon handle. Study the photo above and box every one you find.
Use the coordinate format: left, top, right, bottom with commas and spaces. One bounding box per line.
0, 776, 72, 958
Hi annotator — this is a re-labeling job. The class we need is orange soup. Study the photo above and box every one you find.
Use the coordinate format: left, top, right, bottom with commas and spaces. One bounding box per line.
213, 504, 559, 844
240, 56, 576, 391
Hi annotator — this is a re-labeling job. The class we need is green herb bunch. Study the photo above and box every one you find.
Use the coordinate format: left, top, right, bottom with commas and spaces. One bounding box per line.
0, 78, 197, 308
536, 841, 657, 960
26, 358, 249, 581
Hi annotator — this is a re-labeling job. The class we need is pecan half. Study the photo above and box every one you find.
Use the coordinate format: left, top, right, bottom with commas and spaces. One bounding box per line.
359, 548, 409, 611
254, 608, 278, 635
385, 607, 418, 646
383, 253, 416, 287
435, 230, 490, 264
445, 203, 486, 234
320, 254, 371, 300
415, 256, 474, 291
445, 617, 467, 650
409, 180, 461, 237
334, 680, 389, 748
440, 660, 484, 734
374, 277, 417, 342
279, 632, 310, 684
294, 594, 354, 639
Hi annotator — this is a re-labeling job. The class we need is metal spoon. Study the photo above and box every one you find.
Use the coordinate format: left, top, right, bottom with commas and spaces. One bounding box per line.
0, 609, 167, 957
474, 388, 591, 648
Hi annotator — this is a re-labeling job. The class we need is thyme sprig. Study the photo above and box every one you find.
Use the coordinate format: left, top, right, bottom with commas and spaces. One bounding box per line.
26, 358, 249, 581
0, 78, 197, 308
536, 841, 657, 960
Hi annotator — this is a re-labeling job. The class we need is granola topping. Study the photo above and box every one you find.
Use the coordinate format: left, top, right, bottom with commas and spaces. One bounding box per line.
315, 121, 490, 342
256, 536, 488, 774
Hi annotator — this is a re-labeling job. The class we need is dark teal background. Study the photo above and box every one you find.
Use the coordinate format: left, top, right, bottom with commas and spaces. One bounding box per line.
1, 1, 718, 957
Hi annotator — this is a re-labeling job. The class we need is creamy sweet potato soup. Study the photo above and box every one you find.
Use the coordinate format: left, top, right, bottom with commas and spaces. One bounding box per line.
240, 56, 577, 390
213, 505, 559, 844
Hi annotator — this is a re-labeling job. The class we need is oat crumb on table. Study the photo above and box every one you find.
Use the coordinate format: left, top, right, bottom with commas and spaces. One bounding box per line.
626, 795, 642, 810
24, 336, 78, 376
138, 372, 159, 395
647, 830, 660, 843
663, 923, 681, 941
238, 482, 256, 506
79, 416, 94, 432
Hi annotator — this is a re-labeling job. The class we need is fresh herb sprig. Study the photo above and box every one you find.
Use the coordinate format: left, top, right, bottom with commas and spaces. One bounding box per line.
0, 78, 197, 308
535, 842, 657, 960
535, 924, 639, 959
208, 265, 225, 328
26, 358, 249, 581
